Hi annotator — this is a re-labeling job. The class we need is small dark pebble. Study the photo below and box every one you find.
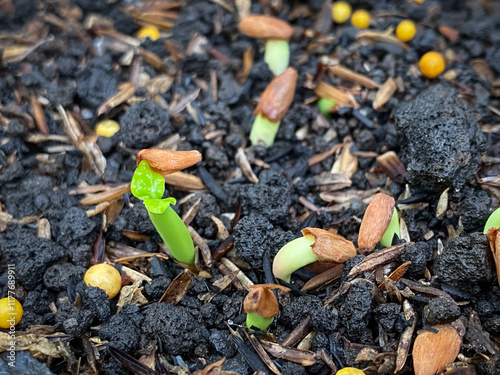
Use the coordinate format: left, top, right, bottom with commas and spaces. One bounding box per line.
394, 83, 485, 193
434, 232, 495, 294
424, 297, 461, 325
99, 306, 142, 353
0, 350, 53, 375
399, 241, 432, 278
339, 280, 374, 343
55, 302, 94, 337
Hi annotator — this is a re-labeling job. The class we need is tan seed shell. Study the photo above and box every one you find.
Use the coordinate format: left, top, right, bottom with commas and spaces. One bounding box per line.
413, 324, 461, 375
301, 228, 357, 263
238, 15, 293, 41
243, 286, 279, 318
136, 149, 202, 175
358, 193, 395, 252
254, 67, 298, 122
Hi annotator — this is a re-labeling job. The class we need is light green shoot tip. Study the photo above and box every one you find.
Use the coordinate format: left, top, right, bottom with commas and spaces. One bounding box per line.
246, 311, 274, 332
380, 207, 400, 247
249, 114, 280, 147
317, 98, 336, 117
272, 234, 317, 283
484, 207, 500, 234
264, 39, 290, 76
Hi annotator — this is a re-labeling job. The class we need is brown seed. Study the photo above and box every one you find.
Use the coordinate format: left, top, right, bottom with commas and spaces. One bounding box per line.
301, 228, 357, 263
243, 286, 279, 318
358, 193, 395, 252
136, 149, 202, 175
254, 67, 298, 122
413, 324, 461, 375
238, 15, 293, 41
376, 151, 407, 184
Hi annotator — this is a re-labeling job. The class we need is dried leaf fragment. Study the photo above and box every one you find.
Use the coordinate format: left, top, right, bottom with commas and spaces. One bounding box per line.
260, 340, 317, 366
376, 151, 406, 184
347, 243, 406, 279
358, 193, 395, 252
373, 77, 397, 110
136, 149, 202, 175
413, 324, 461, 375
314, 81, 360, 108
254, 67, 298, 122
97, 82, 135, 116
159, 269, 192, 304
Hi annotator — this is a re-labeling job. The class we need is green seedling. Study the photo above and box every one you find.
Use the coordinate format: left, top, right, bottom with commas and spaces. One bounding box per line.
244, 284, 289, 332
238, 15, 294, 76
131, 160, 195, 266
484, 207, 500, 234
249, 67, 298, 147
380, 207, 400, 247
317, 98, 337, 117
272, 228, 357, 283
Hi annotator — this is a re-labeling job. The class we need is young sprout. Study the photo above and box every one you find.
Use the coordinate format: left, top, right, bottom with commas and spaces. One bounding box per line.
380, 207, 400, 247
484, 207, 500, 234
131, 149, 202, 267
250, 67, 297, 147
273, 228, 357, 283
317, 97, 337, 118
244, 284, 289, 331
238, 15, 294, 76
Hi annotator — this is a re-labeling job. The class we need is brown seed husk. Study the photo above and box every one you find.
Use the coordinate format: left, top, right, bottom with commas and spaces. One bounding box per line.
413, 324, 461, 375
301, 228, 357, 263
136, 149, 202, 175
238, 15, 293, 41
486, 227, 500, 286
243, 286, 279, 318
254, 67, 298, 122
358, 193, 395, 252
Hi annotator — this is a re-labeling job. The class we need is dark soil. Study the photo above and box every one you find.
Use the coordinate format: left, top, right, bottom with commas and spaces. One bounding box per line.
1, 0, 500, 374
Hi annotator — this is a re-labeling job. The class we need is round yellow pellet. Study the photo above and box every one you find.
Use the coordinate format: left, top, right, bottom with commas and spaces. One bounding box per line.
396, 20, 417, 42
95, 120, 120, 138
0, 297, 23, 329
419, 51, 446, 79
336, 368, 365, 375
137, 26, 160, 41
84, 264, 122, 299
332, 1, 352, 24
351, 10, 371, 29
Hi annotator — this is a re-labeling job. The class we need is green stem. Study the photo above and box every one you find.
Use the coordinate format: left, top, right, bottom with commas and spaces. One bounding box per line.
484, 206, 500, 234
246, 311, 274, 332
264, 39, 290, 76
148, 204, 195, 266
249, 114, 280, 147
272, 234, 318, 283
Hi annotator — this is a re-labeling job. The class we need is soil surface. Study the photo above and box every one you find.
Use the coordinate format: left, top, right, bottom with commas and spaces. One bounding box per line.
1, 0, 500, 374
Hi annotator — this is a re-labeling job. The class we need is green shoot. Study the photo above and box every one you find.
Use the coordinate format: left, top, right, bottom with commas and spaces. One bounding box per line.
131, 160, 195, 266
272, 234, 318, 283
317, 98, 336, 117
249, 114, 280, 147
264, 39, 290, 76
246, 311, 274, 332
484, 207, 500, 234
380, 208, 400, 247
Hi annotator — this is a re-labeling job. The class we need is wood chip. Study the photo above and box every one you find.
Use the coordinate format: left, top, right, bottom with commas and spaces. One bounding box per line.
97, 82, 135, 116
159, 269, 192, 304
37, 218, 51, 239
103, 197, 125, 231
220, 257, 254, 289
188, 226, 212, 268
182, 197, 201, 226
331, 137, 358, 177
30, 93, 49, 134
307, 143, 343, 166
436, 188, 449, 218
373, 77, 397, 110
314, 81, 360, 108
282, 316, 311, 347
301, 264, 343, 292
247, 334, 281, 375
347, 243, 407, 279
376, 151, 407, 184
329, 65, 379, 89
85, 201, 109, 217
211, 215, 230, 241
259, 340, 317, 366
356, 29, 409, 50
163, 171, 206, 191
399, 278, 454, 300
235, 147, 258, 183
380, 261, 410, 291
412, 324, 461, 375
297, 331, 316, 351
79, 183, 131, 205
438, 25, 460, 43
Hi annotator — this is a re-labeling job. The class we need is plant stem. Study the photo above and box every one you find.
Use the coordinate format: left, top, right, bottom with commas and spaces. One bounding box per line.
246, 311, 274, 332
148, 204, 195, 266
272, 234, 317, 283
249, 114, 280, 147
264, 39, 290, 76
